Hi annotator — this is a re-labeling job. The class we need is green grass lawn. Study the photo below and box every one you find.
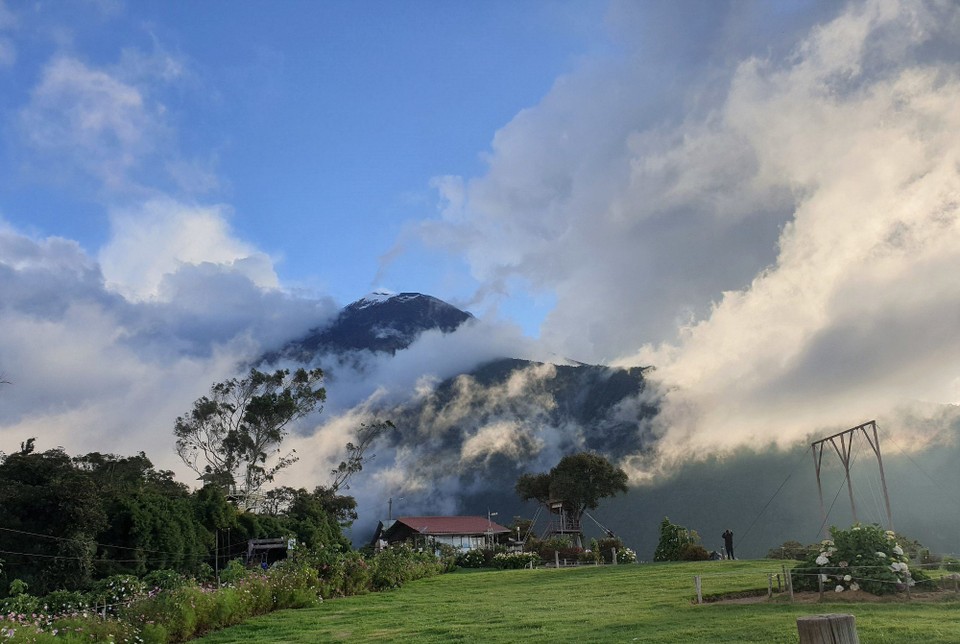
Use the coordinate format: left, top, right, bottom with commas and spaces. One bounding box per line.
196, 560, 960, 643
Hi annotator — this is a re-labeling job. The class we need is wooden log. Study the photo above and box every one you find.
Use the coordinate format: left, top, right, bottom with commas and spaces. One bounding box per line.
796, 614, 859, 644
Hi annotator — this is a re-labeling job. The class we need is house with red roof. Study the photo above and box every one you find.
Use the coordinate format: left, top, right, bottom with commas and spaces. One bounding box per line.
374, 515, 511, 551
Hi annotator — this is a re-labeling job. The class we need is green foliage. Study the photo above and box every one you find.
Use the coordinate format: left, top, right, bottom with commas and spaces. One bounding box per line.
516, 452, 628, 519
142, 569, 189, 591
942, 557, 960, 573
0, 446, 230, 594
371, 544, 443, 590
456, 549, 487, 569
328, 420, 394, 494
174, 367, 325, 506
594, 537, 637, 564
40, 590, 88, 614
0, 447, 106, 594
492, 552, 540, 569
1, 590, 38, 616
91, 574, 147, 612
8, 579, 28, 596
791, 523, 931, 595
766, 540, 815, 560
434, 544, 459, 573
186, 560, 960, 643
678, 543, 710, 561
0, 442, 351, 596
653, 517, 704, 562
219, 559, 248, 586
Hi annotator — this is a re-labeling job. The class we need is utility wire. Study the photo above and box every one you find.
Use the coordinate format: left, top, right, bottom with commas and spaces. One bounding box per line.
737, 446, 810, 552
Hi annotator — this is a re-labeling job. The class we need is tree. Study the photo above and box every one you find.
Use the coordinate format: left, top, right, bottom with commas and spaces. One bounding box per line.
653, 517, 708, 561
328, 420, 394, 492
0, 446, 107, 593
515, 452, 629, 526
174, 367, 325, 509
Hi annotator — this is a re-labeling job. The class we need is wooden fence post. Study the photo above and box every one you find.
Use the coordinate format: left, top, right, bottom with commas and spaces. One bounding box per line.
694, 575, 702, 604
554, 550, 560, 568
796, 614, 859, 644
768, 574, 773, 599
612, 548, 618, 565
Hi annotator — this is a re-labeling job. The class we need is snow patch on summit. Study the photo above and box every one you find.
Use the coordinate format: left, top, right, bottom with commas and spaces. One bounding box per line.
354, 290, 396, 309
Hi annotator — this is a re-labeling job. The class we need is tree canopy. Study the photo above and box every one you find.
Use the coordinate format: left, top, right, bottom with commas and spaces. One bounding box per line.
0, 441, 353, 596
174, 367, 325, 508
515, 452, 629, 519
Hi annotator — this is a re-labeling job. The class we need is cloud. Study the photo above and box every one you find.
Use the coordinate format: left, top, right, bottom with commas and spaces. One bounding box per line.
0, 1, 15, 67
19, 56, 166, 191
99, 197, 279, 301
415, 0, 960, 462
15, 41, 213, 197
0, 223, 334, 473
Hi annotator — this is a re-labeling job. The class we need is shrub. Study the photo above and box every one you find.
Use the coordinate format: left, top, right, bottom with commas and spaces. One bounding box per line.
219, 558, 248, 586
456, 549, 487, 569
143, 568, 189, 591
41, 590, 88, 615
766, 540, 816, 560
942, 557, 960, 573
435, 544, 459, 573
339, 551, 372, 596
679, 543, 710, 561
91, 574, 147, 613
654, 517, 704, 562
372, 544, 438, 590
492, 552, 539, 569
616, 546, 638, 564
791, 524, 931, 595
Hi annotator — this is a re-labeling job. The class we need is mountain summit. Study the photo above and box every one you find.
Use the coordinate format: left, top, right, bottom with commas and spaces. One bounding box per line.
268, 291, 474, 362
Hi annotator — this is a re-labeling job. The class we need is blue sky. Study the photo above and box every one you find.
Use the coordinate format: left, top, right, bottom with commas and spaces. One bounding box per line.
3, 0, 960, 482
1, 0, 606, 334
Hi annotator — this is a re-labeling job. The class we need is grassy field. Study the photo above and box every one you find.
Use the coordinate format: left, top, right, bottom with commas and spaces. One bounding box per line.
196, 560, 960, 643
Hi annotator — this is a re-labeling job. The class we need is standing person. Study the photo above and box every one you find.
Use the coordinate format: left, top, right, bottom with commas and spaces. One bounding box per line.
722, 529, 734, 560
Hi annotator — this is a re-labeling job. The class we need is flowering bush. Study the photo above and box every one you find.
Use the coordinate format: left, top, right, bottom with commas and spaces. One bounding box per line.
492, 552, 540, 569
615, 547, 638, 564
0, 542, 451, 642
371, 544, 444, 590
456, 549, 488, 569
91, 574, 147, 613
791, 524, 930, 595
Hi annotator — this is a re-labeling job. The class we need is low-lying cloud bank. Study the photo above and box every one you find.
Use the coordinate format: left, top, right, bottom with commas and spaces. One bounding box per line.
416, 0, 960, 464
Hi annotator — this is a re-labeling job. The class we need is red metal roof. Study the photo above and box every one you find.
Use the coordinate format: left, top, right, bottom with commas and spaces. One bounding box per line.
394, 516, 510, 535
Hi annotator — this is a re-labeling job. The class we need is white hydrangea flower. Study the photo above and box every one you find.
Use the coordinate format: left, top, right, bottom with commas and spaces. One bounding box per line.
892, 545, 904, 556
843, 574, 852, 582
820, 574, 829, 583
850, 582, 860, 591
876, 552, 886, 558
835, 585, 844, 592
816, 554, 830, 566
